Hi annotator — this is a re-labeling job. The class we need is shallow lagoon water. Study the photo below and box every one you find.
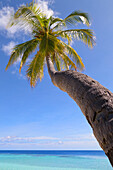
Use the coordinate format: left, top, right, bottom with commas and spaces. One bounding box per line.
0, 150, 112, 170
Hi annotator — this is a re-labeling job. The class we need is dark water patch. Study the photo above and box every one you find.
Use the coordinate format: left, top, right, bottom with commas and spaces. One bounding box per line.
0, 150, 105, 157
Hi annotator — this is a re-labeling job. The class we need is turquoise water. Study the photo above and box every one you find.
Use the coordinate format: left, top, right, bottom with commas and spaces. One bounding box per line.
0, 150, 112, 170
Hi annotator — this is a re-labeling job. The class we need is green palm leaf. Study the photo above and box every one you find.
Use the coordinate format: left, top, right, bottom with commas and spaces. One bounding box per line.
26, 51, 45, 87
6, 39, 39, 70
52, 11, 90, 30
49, 17, 63, 28
60, 53, 77, 70
64, 11, 90, 26
8, 4, 44, 32
19, 40, 39, 72
57, 29, 95, 48
55, 44, 77, 70
53, 53, 61, 71
61, 41, 84, 70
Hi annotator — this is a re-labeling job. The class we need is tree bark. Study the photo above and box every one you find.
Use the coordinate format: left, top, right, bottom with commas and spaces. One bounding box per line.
46, 56, 113, 166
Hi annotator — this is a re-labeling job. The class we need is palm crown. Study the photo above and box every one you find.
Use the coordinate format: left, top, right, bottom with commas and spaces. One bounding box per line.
6, 1, 95, 87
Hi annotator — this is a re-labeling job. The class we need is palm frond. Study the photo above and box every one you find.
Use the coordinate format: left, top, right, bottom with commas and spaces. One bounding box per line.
52, 53, 61, 71
6, 39, 39, 70
56, 31, 72, 45
61, 53, 77, 70
39, 33, 57, 56
64, 11, 90, 26
61, 41, 84, 70
52, 11, 90, 31
19, 40, 39, 72
39, 33, 47, 55
55, 44, 77, 70
57, 29, 95, 48
26, 51, 45, 87
48, 37, 81, 70
8, 3, 44, 32
49, 16, 63, 28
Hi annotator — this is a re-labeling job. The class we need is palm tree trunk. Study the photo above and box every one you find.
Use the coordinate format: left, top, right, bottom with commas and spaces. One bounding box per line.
46, 56, 113, 166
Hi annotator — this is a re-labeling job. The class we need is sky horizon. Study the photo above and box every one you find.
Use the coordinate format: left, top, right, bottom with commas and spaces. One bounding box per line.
0, 0, 113, 150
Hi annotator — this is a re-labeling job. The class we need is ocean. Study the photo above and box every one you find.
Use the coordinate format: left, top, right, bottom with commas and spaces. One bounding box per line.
0, 150, 112, 170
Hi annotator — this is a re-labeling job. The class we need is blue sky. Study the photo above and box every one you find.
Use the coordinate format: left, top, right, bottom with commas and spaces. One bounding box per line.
0, 0, 113, 150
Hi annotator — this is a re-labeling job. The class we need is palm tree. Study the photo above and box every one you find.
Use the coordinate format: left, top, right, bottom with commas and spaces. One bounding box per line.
6, 1, 113, 166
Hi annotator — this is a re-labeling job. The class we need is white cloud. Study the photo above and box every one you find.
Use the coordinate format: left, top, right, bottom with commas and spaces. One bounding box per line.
37, 0, 54, 18
2, 41, 17, 55
15, 136, 59, 141
0, 6, 31, 36
0, 134, 96, 145
0, 6, 21, 36
58, 140, 63, 145
0, 134, 101, 149
0, 1, 56, 37
0, 134, 96, 143
0, 6, 14, 31
64, 133, 96, 141
0, 136, 59, 142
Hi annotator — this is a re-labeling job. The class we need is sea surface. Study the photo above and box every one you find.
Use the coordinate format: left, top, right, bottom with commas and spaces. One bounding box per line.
0, 150, 112, 170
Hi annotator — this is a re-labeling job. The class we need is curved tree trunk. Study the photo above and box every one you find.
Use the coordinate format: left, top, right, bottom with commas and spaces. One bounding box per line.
46, 56, 113, 166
